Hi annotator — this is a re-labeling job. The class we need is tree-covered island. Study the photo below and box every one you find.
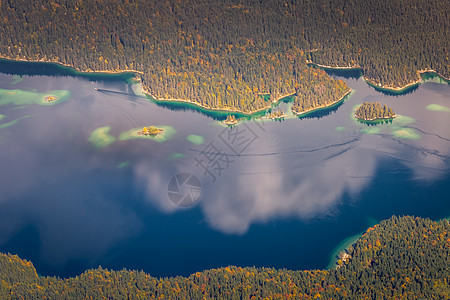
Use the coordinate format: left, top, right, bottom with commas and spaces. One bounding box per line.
45, 96, 57, 103
223, 115, 238, 126
137, 126, 164, 136
0, 0, 447, 116
355, 102, 396, 121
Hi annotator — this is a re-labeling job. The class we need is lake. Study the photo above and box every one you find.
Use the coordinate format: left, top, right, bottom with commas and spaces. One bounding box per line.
0, 60, 449, 278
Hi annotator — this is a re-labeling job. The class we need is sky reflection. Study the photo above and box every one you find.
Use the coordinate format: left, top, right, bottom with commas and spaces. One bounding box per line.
132, 85, 450, 234
0, 72, 449, 276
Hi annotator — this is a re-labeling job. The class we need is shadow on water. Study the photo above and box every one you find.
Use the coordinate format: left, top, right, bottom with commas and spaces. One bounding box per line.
96, 87, 236, 120
96, 88, 147, 101
323, 68, 362, 80
420, 72, 450, 85
0, 59, 135, 82
297, 99, 346, 120
0, 58, 279, 122
150, 99, 267, 121
357, 119, 393, 126
308, 63, 362, 80
1, 224, 41, 262
150, 101, 227, 120
309, 62, 426, 96
367, 81, 420, 96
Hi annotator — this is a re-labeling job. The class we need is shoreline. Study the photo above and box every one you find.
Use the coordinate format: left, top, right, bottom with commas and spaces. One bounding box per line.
327, 232, 363, 269
143, 90, 270, 116
364, 77, 420, 94
0, 55, 143, 75
354, 114, 397, 122
308, 61, 450, 93
0, 56, 361, 119
0, 56, 343, 118
293, 89, 352, 117
307, 61, 362, 71
366, 69, 450, 93
142, 86, 296, 116
0, 55, 294, 117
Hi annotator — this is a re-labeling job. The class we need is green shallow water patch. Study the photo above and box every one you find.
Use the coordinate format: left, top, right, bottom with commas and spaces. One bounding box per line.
335, 126, 346, 132
0, 88, 71, 106
117, 161, 130, 169
420, 72, 450, 84
0, 114, 4, 122
361, 126, 382, 134
166, 152, 186, 161
38, 90, 71, 106
11, 105, 27, 110
118, 125, 176, 142
11, 75, 23, 85
366, 217, 380, 227
393, 115, 415, 126
426, 104, 450, 112
89, 126, 116, 148
130, 83, 147, 97
0, 115, 30, 129
391, 128, 420, 140
186, 134, 204, 145
327, 232, 363, 269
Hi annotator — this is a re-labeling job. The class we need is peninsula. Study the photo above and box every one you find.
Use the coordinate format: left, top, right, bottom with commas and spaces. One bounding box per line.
0, 0, 446, 117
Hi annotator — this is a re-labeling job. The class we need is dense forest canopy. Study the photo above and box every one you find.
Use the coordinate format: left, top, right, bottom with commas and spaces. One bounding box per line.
0, 0, 447, 114
1, 216, 449, 299
355, 102, 396, 120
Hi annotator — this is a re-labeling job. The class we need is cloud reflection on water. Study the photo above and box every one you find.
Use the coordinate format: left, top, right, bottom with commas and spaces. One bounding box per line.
0, 93, 144, 272
134, 113, 450, 234
0, 73, 449, 275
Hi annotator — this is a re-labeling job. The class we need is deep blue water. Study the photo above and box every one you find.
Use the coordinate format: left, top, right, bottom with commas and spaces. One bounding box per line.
0, 60, 449, 278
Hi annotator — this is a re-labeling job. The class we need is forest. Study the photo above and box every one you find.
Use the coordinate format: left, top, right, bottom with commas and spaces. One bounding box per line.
355, 102, 395, 121
0, 0, 447, 115
1, 216, 449, 299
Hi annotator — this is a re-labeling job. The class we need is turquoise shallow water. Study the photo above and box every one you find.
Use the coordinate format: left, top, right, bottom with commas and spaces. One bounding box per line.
0, 60, 449, 278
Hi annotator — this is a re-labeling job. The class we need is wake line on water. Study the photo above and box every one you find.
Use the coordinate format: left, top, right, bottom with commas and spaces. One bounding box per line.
188, 136, 361, 157
233, 147, 372, 176
95, 88, 146, 99
378, 133, 450, 160
322, 145, 355, 161
95, 87, 153, 107
403, 126, 450, 142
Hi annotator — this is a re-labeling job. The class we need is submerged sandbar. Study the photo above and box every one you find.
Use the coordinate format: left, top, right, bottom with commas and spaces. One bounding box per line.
88, 126, 116, 148
0, 88, 70, 106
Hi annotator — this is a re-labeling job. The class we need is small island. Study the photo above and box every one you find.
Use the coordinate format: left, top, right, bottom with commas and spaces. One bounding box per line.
45, 96, 57, 103
224, 115, 238, 126
118, 125, 175, 142
264, 109, 286, 120
138, 126, 164, 136
355, 102, 396, 121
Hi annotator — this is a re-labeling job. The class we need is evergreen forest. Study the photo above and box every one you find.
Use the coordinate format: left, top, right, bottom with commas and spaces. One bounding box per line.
0, 0, 448, 114
355, 102, 395, 120
1, 216, 449, 299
